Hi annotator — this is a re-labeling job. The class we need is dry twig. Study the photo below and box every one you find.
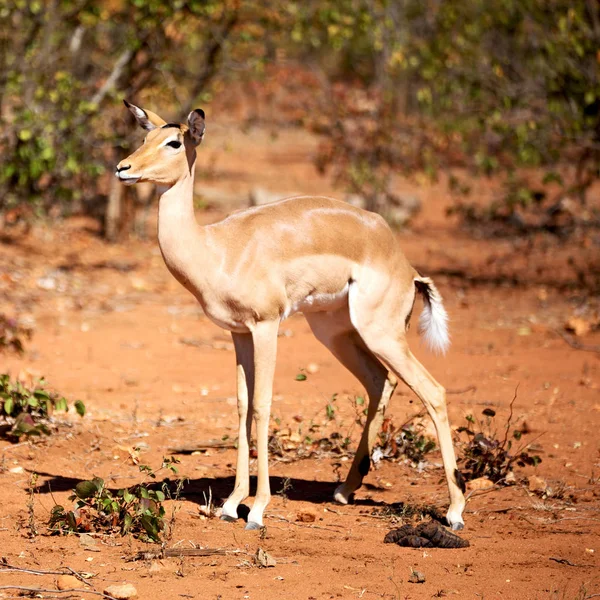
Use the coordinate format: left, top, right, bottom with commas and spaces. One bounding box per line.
553, 329, 600, 353
0, 587, 117, 600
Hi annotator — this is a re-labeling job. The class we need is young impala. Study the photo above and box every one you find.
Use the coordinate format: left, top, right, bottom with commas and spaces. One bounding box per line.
116, 101, 466, 531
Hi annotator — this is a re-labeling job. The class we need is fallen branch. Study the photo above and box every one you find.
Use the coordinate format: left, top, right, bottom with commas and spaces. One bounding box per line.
168, 440, 237, 454
446, 385, 477, 395
0, 560, 93, 585
0, 586, 117, 600
127, 547, 242, 561
465, 482, 505, 502
549, 557, 591, 568
553, 329, 600, 353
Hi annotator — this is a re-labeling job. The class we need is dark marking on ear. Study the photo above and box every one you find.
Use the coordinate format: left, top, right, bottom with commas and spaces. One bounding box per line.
359, 455, 371, 476
162, 123, 182, 129
454, 468, 466, 494
187, 108, 206, 145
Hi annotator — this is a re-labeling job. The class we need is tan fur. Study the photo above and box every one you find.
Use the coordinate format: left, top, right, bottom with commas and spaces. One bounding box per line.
116, 103, 466, 530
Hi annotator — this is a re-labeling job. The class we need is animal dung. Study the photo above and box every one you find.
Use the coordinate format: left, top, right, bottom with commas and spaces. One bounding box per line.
384, 521, 470, 549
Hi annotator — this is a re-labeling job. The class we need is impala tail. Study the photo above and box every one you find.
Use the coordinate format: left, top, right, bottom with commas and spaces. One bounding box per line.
414, 276, 450, 355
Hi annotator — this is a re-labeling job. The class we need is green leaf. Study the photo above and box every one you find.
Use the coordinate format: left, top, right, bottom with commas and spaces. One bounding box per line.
74, 400, 86, 417
295, 373, 307, 381
122, 512, 133, 534
75, 480, 99, 499
54, 397, 68, 412
3, 397, 14, 415
140, 514, 161, 541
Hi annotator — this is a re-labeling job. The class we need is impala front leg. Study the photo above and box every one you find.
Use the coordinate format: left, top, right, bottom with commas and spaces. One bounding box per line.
222, 332, 254, 521
246, 320, 279, 530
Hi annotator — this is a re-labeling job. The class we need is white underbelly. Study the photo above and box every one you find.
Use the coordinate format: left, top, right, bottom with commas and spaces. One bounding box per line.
282, 282, 349, 320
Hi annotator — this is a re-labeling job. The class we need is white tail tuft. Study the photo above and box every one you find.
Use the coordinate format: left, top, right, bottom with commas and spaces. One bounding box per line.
415, 276, 450, 355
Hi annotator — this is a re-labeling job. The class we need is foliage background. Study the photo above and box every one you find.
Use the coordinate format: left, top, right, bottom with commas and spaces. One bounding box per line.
0, 0, 598, 234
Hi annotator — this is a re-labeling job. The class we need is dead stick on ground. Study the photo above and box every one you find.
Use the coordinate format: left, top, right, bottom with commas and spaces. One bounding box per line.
465, 482, 505, 502
0, 562, 91, 580
129, 548, 242, 561
549, 557, 591, 568
553, 329, 600, 353
168, 440, 237, 453
0, 587, 117, 600
67, 566, 94, 587
446, 385, 477, 395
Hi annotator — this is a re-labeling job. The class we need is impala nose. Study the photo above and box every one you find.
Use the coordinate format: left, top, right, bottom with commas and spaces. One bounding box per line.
116, 163, 131, 174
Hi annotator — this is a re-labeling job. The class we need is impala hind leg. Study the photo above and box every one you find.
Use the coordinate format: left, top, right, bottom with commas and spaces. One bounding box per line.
305, 311, 397, 504
358, 331, 465, 529
348, 281, 466, 529
221, 332, 254, 521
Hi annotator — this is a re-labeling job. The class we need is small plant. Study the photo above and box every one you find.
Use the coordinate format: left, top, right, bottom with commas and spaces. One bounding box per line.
0, 374, 85, 440
0, 315, 32, 354
49, 457, 180, 543
276, 477, 293, 506
326, 394, 337, 421
373, 416, 436, 467
27, 472, 39, 538
458, 390, 541, 482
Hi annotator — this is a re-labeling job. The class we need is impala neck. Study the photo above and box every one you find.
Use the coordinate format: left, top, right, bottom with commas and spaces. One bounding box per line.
157, 152, 204, 274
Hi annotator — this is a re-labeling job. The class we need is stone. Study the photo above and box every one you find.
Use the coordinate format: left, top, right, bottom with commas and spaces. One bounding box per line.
103, 583, 138, 599
296, 510, 316, 523
466, 477, 494, 491
528, 475, 547, 493
409, 570, 426, 583
56, 575, 80, 590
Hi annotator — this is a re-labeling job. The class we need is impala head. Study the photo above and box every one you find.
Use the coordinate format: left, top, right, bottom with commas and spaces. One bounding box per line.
116, 100, 205, 187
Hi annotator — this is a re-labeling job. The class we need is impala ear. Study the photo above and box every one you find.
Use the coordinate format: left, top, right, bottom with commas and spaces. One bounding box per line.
123, 99, 167, 131
187, 109, 206, 145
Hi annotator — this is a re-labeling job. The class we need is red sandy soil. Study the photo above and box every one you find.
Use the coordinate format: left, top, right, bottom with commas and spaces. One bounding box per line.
0, 125, 599, 600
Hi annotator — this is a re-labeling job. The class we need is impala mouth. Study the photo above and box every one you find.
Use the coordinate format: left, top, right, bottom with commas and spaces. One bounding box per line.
115, 172, 141, 185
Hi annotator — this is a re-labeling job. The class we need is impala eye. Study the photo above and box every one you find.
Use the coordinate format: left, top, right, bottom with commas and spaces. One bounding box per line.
166, 140, 182, 149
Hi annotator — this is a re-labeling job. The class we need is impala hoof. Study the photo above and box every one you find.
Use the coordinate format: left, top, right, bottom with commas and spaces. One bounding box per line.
446, 507, 465, 531
245, 521, 263, 531
333, 484, 353, 505
220, 514, 238, 523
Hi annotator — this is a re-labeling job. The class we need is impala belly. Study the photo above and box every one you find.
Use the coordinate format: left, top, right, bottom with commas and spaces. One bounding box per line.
282, 281, 349, 320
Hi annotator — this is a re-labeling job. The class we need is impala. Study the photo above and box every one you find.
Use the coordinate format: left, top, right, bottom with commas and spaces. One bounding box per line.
116, 101, 466, 531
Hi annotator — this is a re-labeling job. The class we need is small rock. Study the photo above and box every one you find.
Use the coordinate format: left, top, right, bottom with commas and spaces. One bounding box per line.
296, 510, 316, 523
505, 471, 516, 484
306, 363, 319, 374
254, 547, 276, 568
103, 583, 138, 599
9, 466, 24, 474
79, 533, 100, 551
466, 477, 494, 492
528, 475, 547, 493
56, 575, 80, 590
565, 316, 591, 337
148, 561, 164, 574
408, 570, 426, 584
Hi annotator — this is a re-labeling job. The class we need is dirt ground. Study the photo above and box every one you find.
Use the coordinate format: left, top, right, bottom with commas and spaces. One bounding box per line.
1, 124, 599, 600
